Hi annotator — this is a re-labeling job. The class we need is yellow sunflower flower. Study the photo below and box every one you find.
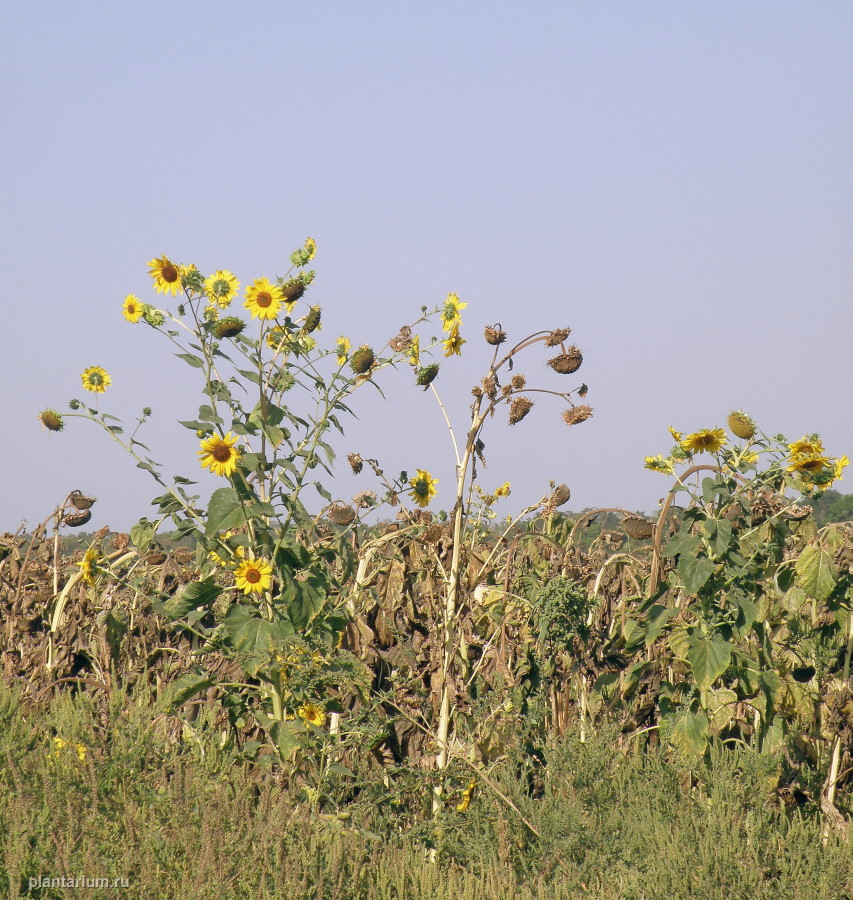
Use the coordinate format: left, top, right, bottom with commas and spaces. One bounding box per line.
441, 292, 468, 333
407, 334, 421, 366
198, 432, 241, 477
680, 428, 727, 455
787, 453, 832, 477
442, 325, 466, 357
667, 426, 682, 442
788, 435, 825, 458
81, 366, 111, 393
304, 237, 317, 261
78, 546, 100, 585
245, 277, 284, 320
336, 335, 351, 366
456, 781, 476, 812
234, 556, 273, 595
644, 455, 675, 475
123, 294, 144, 323
204, 270, 240, 308
493, 481, 511, 499
148, 255, 182, 295
297, 702, 326, 727
834, 455, 850, 483
408, 469, 438, 508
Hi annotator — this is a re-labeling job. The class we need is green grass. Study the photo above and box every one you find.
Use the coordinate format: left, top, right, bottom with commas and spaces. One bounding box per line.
1, 680, 851, 900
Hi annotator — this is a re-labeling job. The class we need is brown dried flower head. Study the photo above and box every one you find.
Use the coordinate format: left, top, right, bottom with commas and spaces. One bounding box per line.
327, 503, 356, 526
548, 346, 583, 374
389, 326, 413, 353
508, 397, 534, 425
545, 328, 572, 347
484, 324, 507, 345
622, 515, 654, 540
347, 453, 364, 474
510, 374, 527, 390
482, 375, 498, 399
563, 405, 593, 426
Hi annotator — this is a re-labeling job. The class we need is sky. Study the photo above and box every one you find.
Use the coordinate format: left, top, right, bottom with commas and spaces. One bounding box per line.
2, 2, 851, 533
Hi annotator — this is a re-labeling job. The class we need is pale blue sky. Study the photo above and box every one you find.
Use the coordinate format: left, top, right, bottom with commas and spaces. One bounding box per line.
3, 2, 851, 531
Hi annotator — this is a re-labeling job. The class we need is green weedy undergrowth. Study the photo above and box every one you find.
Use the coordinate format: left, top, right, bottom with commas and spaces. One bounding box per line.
2, 682, 853, 900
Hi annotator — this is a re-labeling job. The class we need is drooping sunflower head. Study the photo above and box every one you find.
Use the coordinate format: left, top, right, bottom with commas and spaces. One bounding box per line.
547, 347, 583, 375
81, 366, 111, 394
244, 277, 284, 320
415, 363, 439, 389
38, 409, 64, 432
680, 428, 727, 455
562, 405, 593, 426
408, 469, 438, 508
215, 317, 246, 338
508, 397, 534, 425
727, 410, 756, 441
122, 294, 145, 323
233, 556, 272, 595
302, 305, 322, 334
198, 432, 241, 477
147, 256, 182, 295
204, 270, 240, 308
297, 702, 326, 728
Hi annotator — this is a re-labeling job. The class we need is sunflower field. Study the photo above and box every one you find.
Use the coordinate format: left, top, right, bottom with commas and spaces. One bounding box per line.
5, 240, 853, 898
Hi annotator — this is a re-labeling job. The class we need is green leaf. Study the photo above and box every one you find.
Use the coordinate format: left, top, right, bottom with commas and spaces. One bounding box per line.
662, 709, 709, 764
703, 519, 733, 556
662, 531, 700, 559
154, 577, 223, 620
130, 519, 155, 553
644, 604, 677, 647
795, 545, 836, 601
175, 352, 204, 368
223, 605, 293, 675
678, 555, 716, 594
165, 673, 218, 711
205, 488, 246, 536
687, 633, 732, 691
198, 404, 223, 423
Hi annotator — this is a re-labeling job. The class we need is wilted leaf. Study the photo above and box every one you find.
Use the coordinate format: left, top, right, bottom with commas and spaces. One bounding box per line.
795, 545, 836, 601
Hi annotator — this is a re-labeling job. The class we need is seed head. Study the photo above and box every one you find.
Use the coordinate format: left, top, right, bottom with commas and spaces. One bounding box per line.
508, 397, 534, 425
562, 405, 593, 426
548, 346, 583, 374
727, 410, 756, 441
39, 409, 64, 432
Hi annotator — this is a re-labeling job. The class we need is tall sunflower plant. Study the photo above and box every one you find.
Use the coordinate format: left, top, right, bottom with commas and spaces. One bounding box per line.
41, 239, 458, 761
617, 414, 850, 765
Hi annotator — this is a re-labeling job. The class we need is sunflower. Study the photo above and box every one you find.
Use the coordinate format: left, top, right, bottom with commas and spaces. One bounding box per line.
122, 294, 145, 323
38, 409, 64, 432
234, 556, 273, 595
304, 237, 317, 261
644, 455, 675, 475
198, 432, 241, 477
78, 546, 100, 585
788, 435, 825, 458
81, 366, 111, 393
336, 335, 351, 366
408, 469, 438, 508
787, 453, 832, 477
204, 270, 240, 308
407, 334, 421, 366
297, 702, 326, 727
441, 292, 468, 332
148, 255, 182, 295
668, 426, 682, 442
680, 428, 727, 455
456, 780, 476, 812
442, 325, 465, 357
245, 277, 284, 320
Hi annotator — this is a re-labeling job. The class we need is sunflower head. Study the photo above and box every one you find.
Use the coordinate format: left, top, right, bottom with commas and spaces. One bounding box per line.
644, 455, 675, 475
484, 324, 507, 345
234, 556, 272, 595
562, 405, 593, 426
408, 470, 438, 508
297, 702, 326, 728
442, 325, 465, 357
122, 294, 145, 323
547, 347, 583, 375
727, 410, 756, 441
78, 546, 101, 586
281, 279, 307, 307
441, 293, 468, 332
788, 435, 825, 458
508, 397, 534, 425
350, 346, 376, 375
204, 270, 240, 308
81, 366, 111, 394
302, 306, 322, 334
215, 317, 246, 338
198, 432, 242, 477
680, 428, 727, 455
335, 336, 351, 366
245, 278, 284, 320
148, 256, 182, 295
39, 409, 64, 432
415, 364, 439, 389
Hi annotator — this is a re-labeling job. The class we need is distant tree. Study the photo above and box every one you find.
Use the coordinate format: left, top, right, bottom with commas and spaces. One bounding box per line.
811, 489, 853, 526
